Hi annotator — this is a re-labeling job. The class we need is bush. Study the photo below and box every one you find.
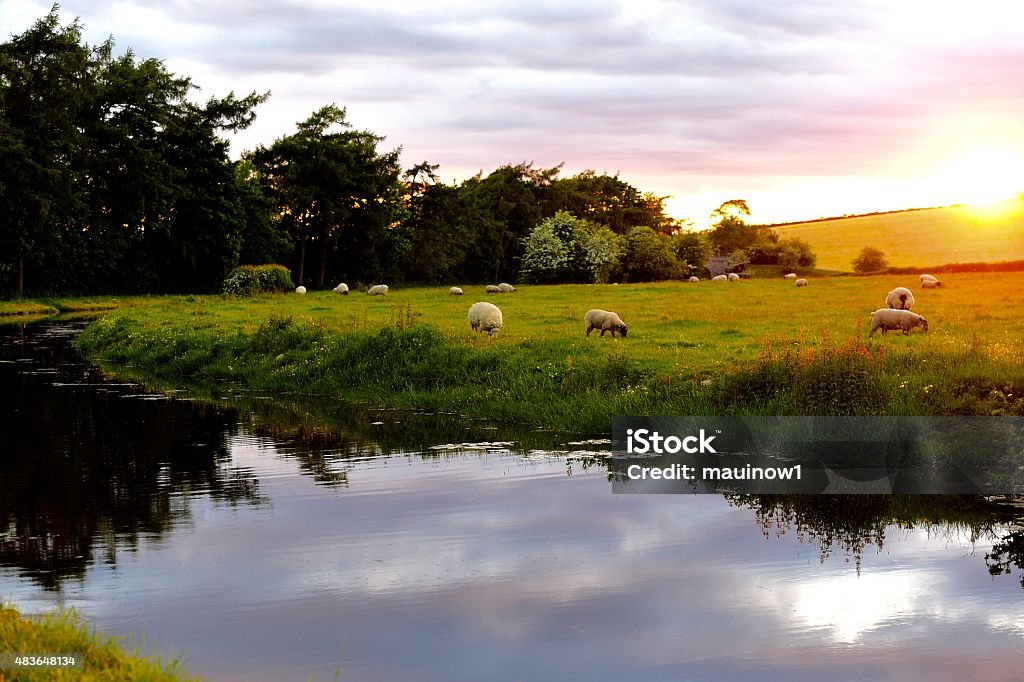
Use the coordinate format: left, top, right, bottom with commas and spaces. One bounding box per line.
519, 211, 623, 284
222, 265, 295, 296
622, 226, 684, 281
853, 246, 888, 274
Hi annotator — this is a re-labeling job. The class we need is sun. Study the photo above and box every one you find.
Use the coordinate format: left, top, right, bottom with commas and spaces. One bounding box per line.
932, 147, 1024, 207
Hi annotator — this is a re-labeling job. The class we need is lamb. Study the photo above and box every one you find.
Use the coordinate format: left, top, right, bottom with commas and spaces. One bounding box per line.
449, 287, 464, 295
333, 282, 349, 295
585, 309, 628, 338
711, 275, 728, 282
295, 286, 307, 294
727, 273, 740, 282
485, 284, 502, 293
367, 284, 389, 296
795, 278, 808, 287
869, 309, 929, 336
468, 302, 503, 337
885, 287, 915, 310
784, 273, 798, 279
921, 279, 941, 289
689, 276, 700, 283
497, 283, 517, 293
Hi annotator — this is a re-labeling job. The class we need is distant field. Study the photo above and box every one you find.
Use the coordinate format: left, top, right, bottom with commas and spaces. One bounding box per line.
773, 200, 1024, 271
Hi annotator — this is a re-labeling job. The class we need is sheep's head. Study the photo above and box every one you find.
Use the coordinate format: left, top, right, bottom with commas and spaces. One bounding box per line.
918, 317, 929, 332
618, 324, 628, 337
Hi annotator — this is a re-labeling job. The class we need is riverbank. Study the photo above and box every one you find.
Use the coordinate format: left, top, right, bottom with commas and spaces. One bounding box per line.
0, 603, 202, 681
65, 276, 1024, 432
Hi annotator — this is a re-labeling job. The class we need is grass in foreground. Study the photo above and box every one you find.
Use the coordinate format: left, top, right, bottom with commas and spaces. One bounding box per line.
0, 603, 201, 681
70, 273, 1024, 432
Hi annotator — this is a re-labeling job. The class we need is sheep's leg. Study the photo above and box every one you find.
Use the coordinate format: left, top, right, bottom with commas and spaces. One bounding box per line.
586, 326, 593, 336
600, 329, 606, 336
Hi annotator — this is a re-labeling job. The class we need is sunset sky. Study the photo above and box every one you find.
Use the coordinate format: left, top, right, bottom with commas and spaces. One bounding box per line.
3, 0, 1024, 227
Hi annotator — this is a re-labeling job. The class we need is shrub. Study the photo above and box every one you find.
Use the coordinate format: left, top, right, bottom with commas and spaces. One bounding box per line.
519, 211, 623, 284
621, 226, 684, 281
222, 264, 295, 296
853, 246, 888, 274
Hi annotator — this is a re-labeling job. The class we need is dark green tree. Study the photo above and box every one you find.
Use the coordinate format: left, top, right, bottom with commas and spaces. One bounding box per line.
252, 105, 406, 287
852, 246, 888, 273
621, 226, 684, 281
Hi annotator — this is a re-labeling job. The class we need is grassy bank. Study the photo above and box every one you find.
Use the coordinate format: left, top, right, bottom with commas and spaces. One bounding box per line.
0, 603, 201, 681
70, 274, 1024, 433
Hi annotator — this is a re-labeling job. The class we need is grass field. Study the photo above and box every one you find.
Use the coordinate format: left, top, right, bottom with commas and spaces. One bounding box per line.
56, 273, 1024, 432
773, 199, 1024, 271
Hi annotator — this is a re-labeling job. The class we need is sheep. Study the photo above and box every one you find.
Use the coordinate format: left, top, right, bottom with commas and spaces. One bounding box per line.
784, 273, 798, 279
711, 275, 728, 282
449, 286, 464, 295
921, 279, 941, 289
295, 286, 307, 294
795, 278, 808, 287
727, 273, 740, 282
468, 302, 503, 337
919, 274, 938, 284
333, 282, 349, 295
497, 282, 517, 293
885, 287, 915, 310
367, 284, 389, 296
585, 309, 628, 338
689, 276, 700, 283
869, 309, 929, 337
485, 284, 502, 293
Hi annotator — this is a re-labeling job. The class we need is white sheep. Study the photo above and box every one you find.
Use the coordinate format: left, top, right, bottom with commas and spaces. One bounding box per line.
689, 276, 700, 283
711, 275, 728, 282
449, 287, 464, 295
919, 274, 938, 284
795, 278, 808, 287
295, 286, 307, 294
869, 309, 929, 336
584, 309, 628, 338
727, 273, 740, 282
367, 284, 389, 296
784, 273, 798, 279
333, 282, 349, 295
468, 302, 503, 337
885, 287, 915, 310
921, 279, 941, 289
498, 282, 517, 293
485, 284, 502, 293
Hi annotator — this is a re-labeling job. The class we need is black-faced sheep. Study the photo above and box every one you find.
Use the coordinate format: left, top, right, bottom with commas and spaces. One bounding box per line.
921, 279, 941, 289
449, 287, 464, 295
333, 283, 349, 295
585, 309, 628, 338
711, 274, 728, 282
784, 273, 797, 279
869, 309, 929, 336
468, 302, 503, 336
727, 273, 740, 282
498, 283, 517, 293
689, 276, 700, 283
367, 284, 389, 296
796, 278, 808, 287
885, 287, 915, 310
919, 274, 938, 284
485, 284, 501, 294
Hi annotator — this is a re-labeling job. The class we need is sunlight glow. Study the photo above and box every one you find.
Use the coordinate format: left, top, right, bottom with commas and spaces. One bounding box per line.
932, 147, 1024, 207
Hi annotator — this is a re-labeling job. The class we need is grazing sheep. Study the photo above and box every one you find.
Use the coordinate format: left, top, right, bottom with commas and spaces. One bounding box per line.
795, 278, 808, 287
711, 275, 728, 282
869, 309, 929, 336
921, 279, 941, 289
885, 287, 915, 310
468, 302, 503, 337
585, 309, 628, 338
784, 273, 798, 279
333, 282, 349, 295
727, 273, 740, 282
295, 286, 307, 294
449, 287, 464, 295
919, 274, 938, 284
497, 282, 517, 293
689, 276, 700, 283
367, 284, 389, 296
485, 284, 502, 294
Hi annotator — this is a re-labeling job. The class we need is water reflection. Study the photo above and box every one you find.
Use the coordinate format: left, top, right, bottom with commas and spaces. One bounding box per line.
2, 322, 1024, 681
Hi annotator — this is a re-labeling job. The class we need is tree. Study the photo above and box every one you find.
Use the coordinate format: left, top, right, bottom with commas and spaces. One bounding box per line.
707, 199, 762, 256
519, 211, 623, 284
852, 246, 888, 273
252, 105, 406, 287
0, 8, 91, 294
671, 231, 712, 276
621, 226, 683, 281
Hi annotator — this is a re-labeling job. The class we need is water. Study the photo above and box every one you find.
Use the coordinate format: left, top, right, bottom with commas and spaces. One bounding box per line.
1, 322, 1023, 681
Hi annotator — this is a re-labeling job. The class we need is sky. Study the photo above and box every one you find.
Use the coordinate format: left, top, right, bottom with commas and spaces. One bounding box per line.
3, 0, 1024, 228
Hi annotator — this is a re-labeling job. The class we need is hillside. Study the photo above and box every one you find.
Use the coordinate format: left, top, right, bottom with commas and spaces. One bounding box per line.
771, 199, 1024, 271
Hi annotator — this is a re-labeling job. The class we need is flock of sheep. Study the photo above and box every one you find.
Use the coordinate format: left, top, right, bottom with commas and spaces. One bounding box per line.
292, 271, 943, 340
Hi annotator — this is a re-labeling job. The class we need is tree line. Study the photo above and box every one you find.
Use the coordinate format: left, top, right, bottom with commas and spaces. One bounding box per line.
1, 9, 813, 296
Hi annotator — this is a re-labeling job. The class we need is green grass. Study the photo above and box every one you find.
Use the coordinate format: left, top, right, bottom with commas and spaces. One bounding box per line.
65, 274, 1024, 433
0, 603, 202, 681
773, 199, 1024, 271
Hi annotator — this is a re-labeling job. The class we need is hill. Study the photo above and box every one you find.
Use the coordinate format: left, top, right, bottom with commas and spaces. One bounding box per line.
770, 199, 1024, 272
